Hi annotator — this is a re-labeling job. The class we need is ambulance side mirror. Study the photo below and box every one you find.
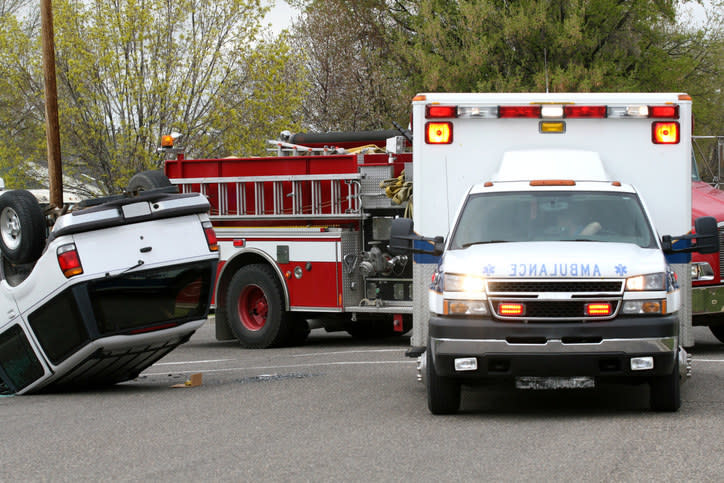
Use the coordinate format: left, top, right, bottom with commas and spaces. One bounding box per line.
389, 218, 444, 256
693, 216, 719, 254
661, 216, 719, 255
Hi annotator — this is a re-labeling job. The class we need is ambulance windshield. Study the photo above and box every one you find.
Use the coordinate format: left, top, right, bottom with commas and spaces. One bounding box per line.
449, 191, 657, 249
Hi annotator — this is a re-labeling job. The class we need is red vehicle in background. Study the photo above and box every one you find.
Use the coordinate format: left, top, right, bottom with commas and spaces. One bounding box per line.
691, 147, 724, 342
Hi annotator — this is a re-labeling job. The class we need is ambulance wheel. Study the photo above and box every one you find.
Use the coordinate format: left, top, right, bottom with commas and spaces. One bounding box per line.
709, 325, 724, 343
649, 354, 681, 412
226, 264, 289, 348
0, 190, 46, 264
127, 170, 174, 192
426, 347, 460, 414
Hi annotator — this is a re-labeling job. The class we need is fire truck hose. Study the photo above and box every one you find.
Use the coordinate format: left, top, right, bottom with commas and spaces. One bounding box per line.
380, 170, 412, 217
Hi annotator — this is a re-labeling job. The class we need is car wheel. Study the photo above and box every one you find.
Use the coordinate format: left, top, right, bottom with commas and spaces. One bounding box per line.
0, 190, 46, 264
127, 169, 174, 192
226, 264, 289, 348
426, 347, 461, 414
649, 353, 681, 412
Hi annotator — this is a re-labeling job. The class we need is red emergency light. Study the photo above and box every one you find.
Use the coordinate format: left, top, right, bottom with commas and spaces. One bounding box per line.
564, 105, 607, 118
426, 105, 458, 118
585, 303, 612, 316
426, 122, 453, 144
652, 122, 680, 144
649, 105, 679, 119
498, 302, 525, 316
499, 106, 541, 118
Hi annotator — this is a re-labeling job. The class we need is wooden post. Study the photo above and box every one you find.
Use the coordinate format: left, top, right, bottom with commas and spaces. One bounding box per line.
40, 0, 63, 209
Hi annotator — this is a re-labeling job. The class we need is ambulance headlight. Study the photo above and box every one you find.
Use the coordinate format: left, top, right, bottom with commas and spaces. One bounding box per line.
691, 262, 714, 281
625, 273, 665, 291
443, 273, 485, 293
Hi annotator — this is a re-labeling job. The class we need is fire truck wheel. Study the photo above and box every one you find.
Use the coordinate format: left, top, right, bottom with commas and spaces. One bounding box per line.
127, 170, 173, 192
709, 325, 724, 343
226, 264, 290, 348
649, 353, 681, 412
0, 190, 46, 265
426, 347, 460, 415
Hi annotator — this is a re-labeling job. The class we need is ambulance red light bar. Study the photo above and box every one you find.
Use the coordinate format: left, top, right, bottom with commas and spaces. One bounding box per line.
426, 122, 453, 144
498, 302, 525, 316
564, 105, 607, 118
585, 303, 613, 316
652, 122, 680, 144
425, 105, 458, 118
499, 106, 541, 118
57, 243, 83, 278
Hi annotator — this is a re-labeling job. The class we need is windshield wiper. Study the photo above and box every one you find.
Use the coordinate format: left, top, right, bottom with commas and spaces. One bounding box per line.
461, 240, 511, 248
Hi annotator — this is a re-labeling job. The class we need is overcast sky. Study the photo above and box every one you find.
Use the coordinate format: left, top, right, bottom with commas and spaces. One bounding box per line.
265, 1, 298, 34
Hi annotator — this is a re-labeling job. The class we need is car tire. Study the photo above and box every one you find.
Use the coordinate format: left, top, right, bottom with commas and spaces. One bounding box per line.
226, 264, 290, 348
426, 347, 461, 414
649, 353, 681, 412
0, 190, 46, 264
127, 169, 174, 192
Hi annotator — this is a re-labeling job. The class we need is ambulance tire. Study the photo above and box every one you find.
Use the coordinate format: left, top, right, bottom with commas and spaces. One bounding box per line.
127, 170, 174, 192
649, 354, 681, 412
0, 190, 46, 265
426, 347, 461, 415
226, 264, 290, 348
709, 325, 724, 344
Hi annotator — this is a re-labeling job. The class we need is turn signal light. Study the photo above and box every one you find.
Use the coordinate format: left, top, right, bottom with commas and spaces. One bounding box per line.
57, 243, 83, 278
426, 122, 453, 144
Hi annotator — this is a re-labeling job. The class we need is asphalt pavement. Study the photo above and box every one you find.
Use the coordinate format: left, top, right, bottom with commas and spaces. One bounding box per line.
1, 320, 723, 481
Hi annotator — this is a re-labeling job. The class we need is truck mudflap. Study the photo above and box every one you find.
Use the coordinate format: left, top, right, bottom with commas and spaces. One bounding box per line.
427, 314, 680, 379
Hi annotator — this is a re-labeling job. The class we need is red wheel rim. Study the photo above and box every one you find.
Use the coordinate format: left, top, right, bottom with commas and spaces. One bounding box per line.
238, 285, 268, 331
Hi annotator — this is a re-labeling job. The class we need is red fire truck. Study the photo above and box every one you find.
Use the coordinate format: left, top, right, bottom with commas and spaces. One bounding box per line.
130, 131, 414, 348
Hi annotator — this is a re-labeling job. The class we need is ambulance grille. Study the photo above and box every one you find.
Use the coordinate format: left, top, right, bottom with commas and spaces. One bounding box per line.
487, 280, 623, 294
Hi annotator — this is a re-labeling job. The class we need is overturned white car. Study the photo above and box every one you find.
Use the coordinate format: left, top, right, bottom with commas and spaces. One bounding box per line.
0, 187, 219, 395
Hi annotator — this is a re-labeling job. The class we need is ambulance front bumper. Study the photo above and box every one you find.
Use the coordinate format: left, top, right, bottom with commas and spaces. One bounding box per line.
428, 314, 679, 378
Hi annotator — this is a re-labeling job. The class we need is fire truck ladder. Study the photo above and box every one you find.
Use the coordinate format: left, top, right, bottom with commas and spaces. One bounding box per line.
171, 174, 362, 220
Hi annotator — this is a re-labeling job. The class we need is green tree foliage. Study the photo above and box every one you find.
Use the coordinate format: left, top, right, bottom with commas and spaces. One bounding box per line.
1, 0, 308, 194
0, 3, 45, 189
289, 0, 409, 131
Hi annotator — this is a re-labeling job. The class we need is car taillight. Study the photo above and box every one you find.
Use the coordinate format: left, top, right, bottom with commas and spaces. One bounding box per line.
202, 221, 219, 251
57, 243, 83, 278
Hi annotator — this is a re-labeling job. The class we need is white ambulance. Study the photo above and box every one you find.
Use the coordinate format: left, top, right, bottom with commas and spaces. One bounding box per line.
390, 93, 718, 413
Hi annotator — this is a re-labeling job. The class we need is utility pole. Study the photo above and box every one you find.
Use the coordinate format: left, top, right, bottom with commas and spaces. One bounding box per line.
40, 0, 63, 209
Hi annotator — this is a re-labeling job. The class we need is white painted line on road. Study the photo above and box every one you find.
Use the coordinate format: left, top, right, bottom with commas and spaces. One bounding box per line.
154, 358, 236, 366
144, 359, 415, 377
292, 349, 407, 357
